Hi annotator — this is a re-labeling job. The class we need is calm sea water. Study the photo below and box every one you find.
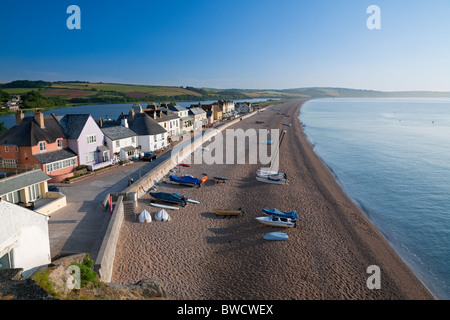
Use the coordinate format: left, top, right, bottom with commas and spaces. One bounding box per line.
0, 98, 276, 129
299, 98, 450, 300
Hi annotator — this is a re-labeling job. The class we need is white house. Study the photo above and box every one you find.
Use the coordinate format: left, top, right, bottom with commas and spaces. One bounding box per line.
167, 104, 193, 134
0, 200, 51, 277
217, 100, 235, 116
235, 102, 253, 114
100, 118, 139, 162
126, 106, 169, 153
144, 105, 181, 141
188, 107, 208, 131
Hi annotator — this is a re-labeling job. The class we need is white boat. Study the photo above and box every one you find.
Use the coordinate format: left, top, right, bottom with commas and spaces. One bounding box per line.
138, 209, 152, 223
264, 232, 289, 241
256, 130, 288, 185
155, 209, 170, 222
255, 216, 296, 228
256, 175, 288, 185
150, 202, 179, 210
257, 171, 286, 179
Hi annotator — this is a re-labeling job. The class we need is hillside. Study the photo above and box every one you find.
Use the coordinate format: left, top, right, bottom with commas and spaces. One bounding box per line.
1, 81, 449, 108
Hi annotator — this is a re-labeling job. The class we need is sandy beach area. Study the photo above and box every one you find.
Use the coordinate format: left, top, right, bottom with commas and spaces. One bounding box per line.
111, 100, 434, 300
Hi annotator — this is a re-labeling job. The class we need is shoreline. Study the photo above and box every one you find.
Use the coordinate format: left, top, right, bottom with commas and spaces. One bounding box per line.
111, 99, 434, 300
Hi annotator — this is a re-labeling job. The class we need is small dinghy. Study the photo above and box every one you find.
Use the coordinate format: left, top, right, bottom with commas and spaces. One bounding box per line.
169, 174, 207, 187
179, 163, 191, 167
150, 192, 187, 206
264, 232, 289, 241
256, 175, 288, 185
212, 208, 243, 216
213, 177, 229, 183
155, 209, 170, 222
138, 209, 152, 223
150, 202, 179, 210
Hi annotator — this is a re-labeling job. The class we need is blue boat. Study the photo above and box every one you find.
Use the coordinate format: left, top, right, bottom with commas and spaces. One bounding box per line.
150, 192, 187, 207
169, 174, 202, 187
264, 232, 289, 241
262, 208, 298, 221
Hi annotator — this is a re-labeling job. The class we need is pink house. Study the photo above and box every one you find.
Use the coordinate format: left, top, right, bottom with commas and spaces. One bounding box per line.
0, 110, 78, 183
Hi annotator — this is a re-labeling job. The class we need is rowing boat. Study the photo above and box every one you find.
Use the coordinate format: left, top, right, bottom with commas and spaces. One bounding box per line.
212, 208, 243, 216
150, 202, 179, 210
264, 232, 289, 241
149, 192, 187, 207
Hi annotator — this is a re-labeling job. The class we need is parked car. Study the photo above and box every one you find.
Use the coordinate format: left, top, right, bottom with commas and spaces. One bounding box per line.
48, 185, 59, 192
142, 152, 157, 161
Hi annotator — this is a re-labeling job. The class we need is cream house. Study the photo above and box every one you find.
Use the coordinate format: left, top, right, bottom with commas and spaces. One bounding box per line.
0, 200, 51, 277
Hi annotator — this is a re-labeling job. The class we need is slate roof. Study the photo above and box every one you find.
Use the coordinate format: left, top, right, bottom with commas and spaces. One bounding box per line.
188, 107, 207, 116
33, 148, 78, 165
167, 104, 188, 112
128, 113, 167, 136
55, 114, 91, 140
144, 110, 180, 123
101, 125, 137, 141
0, 169, 50, 195
0, 115, 66, 147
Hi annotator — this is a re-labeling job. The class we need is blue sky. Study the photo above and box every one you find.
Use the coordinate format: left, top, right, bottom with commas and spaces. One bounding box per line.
1, 0, 449, 91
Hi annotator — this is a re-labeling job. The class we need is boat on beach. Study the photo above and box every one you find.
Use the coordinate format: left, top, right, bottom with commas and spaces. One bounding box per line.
255, 216, 296, 228
212, 208, 244, 216
256, 130, 288, 185
169, 174, 207, 187
213, 177, 229, 183
150, 192, 187, 207
155, 209, 170, 222
138, 209, 152, 223
264, 232, 289, 241
262, 208, 298, 221
150, 202, 179, 210
256, 175, 288, 185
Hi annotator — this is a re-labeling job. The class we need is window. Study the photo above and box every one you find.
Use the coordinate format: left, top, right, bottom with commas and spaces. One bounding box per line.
86, 151, 95, 162
2, 190, 21, 204
116, 141, 120, 148
57, 139, 63, 148
14, 146, 18, 152
131, 137, 135, 144
87, 135, 96, 144
28, 183, 40, 201
39, 141, 46, 151
46, 157, 77, 173
2, 159, 18, 168
0, 252, 11, 269
4, 146, 8, 153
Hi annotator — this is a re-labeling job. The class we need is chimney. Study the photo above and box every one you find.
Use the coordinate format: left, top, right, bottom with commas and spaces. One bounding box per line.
129, 108, 135, 121
121, 116, 128, 128
99, 117, 103, 128
34, 109, 45, 128
15, 109, 24, 125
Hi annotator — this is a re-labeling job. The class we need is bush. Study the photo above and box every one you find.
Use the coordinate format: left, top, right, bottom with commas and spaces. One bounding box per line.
70, 254, 99, 288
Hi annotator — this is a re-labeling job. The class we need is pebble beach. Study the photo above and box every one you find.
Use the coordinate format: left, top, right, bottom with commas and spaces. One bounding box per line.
111, 100, 434, 300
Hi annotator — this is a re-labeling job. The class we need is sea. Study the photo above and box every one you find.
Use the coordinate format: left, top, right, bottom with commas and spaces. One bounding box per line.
299, 98, 450, 300
0, 98, 276, 129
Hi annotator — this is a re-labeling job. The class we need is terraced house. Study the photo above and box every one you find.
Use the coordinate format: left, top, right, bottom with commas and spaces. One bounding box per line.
55, 114, 112, 171
0, 110, 78, 183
